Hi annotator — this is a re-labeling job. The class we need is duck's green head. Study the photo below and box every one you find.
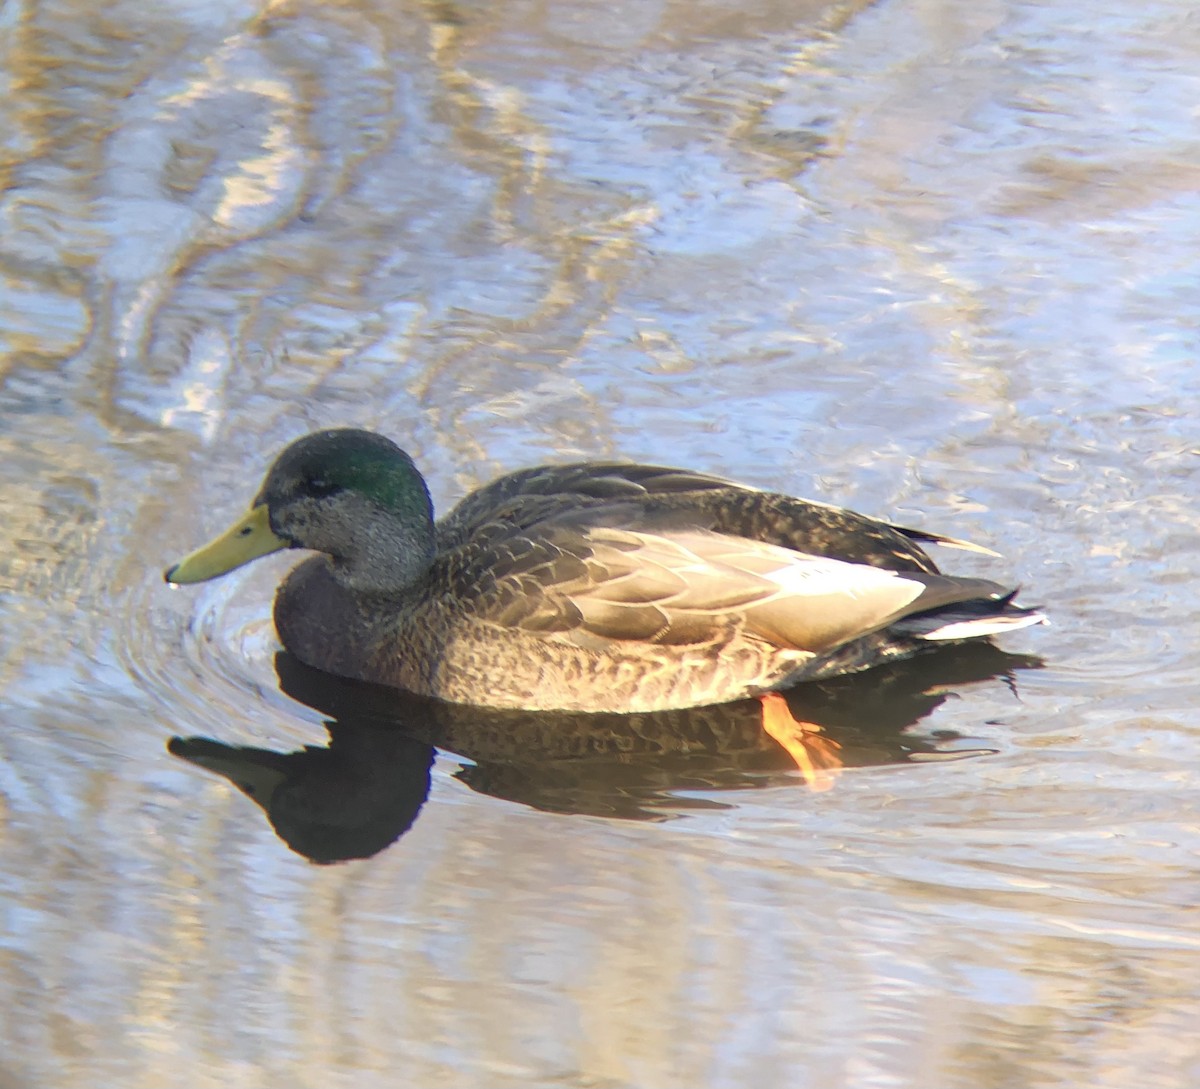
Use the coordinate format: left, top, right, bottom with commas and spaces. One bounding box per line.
165, 429, 436, 594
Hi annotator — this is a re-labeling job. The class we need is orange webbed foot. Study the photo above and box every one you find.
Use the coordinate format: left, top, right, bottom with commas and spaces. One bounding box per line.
758, 692, 844, 792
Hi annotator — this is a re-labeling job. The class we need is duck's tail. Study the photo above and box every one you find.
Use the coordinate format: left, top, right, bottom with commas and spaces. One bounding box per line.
893, 589, 1047, 642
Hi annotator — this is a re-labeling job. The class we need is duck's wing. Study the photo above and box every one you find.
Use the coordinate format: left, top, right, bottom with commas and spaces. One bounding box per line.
436, 462, 747, 547
692, 492, 1000, 566
442, 519, 1021, 655
438, 461, 999, 574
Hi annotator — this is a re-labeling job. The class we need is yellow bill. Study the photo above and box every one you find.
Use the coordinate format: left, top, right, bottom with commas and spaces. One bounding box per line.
164, 504, 288, 584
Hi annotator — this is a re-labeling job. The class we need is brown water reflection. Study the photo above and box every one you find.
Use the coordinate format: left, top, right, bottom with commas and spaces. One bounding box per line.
170, 644, 1036, 861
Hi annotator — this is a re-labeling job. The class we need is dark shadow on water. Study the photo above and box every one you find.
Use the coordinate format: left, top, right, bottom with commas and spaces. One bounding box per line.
169, 644, 1042, 863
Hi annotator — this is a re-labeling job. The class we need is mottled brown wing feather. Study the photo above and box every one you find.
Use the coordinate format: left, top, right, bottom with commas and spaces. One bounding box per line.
573, 530, 933, 652
631, 491, 943, 573
439, 513, 1009, 656
437, 462, 748, 549
437, 461, 945, 575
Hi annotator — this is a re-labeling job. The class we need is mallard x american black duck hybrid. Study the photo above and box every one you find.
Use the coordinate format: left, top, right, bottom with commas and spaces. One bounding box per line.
165, 429, 1044, 714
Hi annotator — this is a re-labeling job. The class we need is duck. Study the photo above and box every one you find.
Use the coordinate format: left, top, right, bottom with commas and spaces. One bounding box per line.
165, 428, 1044, 714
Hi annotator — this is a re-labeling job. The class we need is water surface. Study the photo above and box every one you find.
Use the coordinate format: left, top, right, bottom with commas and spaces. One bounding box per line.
4, 0, 1200, 1086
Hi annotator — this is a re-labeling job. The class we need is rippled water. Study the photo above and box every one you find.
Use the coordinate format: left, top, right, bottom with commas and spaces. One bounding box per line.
4, 0, 1200, 1085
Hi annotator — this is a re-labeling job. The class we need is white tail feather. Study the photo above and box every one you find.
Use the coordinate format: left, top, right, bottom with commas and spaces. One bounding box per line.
919, 612, 1047, 641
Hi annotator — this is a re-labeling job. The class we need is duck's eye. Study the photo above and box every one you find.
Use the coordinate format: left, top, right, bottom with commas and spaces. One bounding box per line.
305, 477, 342, 499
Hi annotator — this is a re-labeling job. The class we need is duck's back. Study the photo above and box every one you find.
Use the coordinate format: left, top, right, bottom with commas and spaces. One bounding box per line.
434, 461, 941, 574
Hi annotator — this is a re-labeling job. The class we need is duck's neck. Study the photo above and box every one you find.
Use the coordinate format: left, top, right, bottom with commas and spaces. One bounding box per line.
326, 506, 437, 598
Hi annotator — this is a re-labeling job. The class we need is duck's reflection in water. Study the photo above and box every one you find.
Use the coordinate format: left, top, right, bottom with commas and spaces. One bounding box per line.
170, 644, 1041, 863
